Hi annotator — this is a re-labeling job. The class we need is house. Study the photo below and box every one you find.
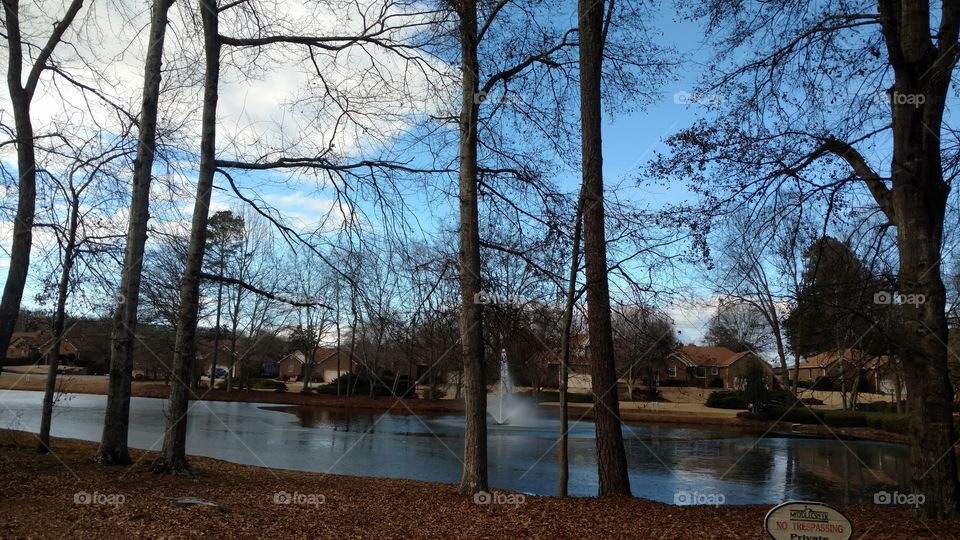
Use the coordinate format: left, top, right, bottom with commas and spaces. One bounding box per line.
663, 346, 777, 389
277, 349, 357, 382
795, 348, 898, 393
543, 334, 594, 391
4, 331, 78, 366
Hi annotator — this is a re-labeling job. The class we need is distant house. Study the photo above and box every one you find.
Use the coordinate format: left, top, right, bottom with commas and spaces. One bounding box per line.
663, 346, 776, 389
794, 348, 898, 393
4, 331, 78, 366
543, 334, 594, 391
277, 349, 357, 382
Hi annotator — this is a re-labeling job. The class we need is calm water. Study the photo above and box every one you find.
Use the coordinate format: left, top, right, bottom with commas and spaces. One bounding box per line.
0, 390, 910, 503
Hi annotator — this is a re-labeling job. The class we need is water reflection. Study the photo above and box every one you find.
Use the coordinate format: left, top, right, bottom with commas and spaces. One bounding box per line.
0, 392, 910, 504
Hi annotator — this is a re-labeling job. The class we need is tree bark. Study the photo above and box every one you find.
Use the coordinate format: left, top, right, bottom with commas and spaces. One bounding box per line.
558, 193, 583, 497
97, 0, 174, 465
456, 0, 488, 495
873, 0, 960, 517
152, 0, 219, 474
0, 0, 83, 373
578, 0, 631, 496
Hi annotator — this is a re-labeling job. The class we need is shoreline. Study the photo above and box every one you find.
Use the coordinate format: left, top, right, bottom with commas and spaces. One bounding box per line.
0, 429, 952, 538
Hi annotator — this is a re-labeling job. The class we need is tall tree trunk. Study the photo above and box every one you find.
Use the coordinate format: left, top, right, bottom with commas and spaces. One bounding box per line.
895, 147, 957, 516
152, 0, 219, 474
873, 1, 959, 518
97, 0, 174, 465
38, 195, 80, 453
0, 0, 83, 373
578, 0, 631, 496
456, 0, 487, 496
558, 193, 583, 497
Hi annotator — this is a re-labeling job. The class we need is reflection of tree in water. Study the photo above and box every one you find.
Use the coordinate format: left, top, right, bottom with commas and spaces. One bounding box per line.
277, 406, 378, 433
784, 439, 910, 503
639, 434, 775, 483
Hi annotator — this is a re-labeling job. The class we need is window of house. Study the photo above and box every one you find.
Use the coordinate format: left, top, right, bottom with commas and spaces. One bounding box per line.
694, 367, 706, 378
288, 363, 295, 373
712, 367, 719, 375
667, 366, 677, 378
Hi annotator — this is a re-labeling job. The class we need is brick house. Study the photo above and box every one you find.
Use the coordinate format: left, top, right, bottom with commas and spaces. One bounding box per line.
4, 331, 78, 366
662, 345, 776, 389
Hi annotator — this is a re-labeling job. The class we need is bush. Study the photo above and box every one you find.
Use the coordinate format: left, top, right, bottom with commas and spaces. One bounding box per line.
630, 387, 664, 402
708, 377, 725, 388
659, 378, 688, 387
800, 397, 824, 406
315, 373, 417, 397
864, 413, 909, 434
247, 378, 286, 391
811, 377, 833, 391
706, 390, 749, 410
758, 405, 823, 424
822, 410, 869, 428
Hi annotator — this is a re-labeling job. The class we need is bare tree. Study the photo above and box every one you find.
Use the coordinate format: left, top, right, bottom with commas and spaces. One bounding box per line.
37, 130, 132, 453
656, 0, 960, 516
0, 0, 85, 372
97, 0, 177, 465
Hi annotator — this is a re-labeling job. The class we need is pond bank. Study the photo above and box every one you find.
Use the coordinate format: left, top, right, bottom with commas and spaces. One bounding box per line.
0, 430, 952, 539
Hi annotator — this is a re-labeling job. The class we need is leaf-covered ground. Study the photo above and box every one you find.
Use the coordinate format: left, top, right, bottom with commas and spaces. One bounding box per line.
1, 430, 958, 539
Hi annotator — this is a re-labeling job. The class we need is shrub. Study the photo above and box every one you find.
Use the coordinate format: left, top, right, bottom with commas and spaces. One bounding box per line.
706, 390, 749, 410
659, 378, 688, 387
822, 410, 869, 428
800, 397, 824, 406
758, 405, 823, 424
630, 387, 664, 402
811, 377, 833, 391
316, 373, 417, 397
708, 377, 725, 388
864, 413, 909, 434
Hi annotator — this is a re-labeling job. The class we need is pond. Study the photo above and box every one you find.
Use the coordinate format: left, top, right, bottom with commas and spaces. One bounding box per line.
0, 390, 910, 504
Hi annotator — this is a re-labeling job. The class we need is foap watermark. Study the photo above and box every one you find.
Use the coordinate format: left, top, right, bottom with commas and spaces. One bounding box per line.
873, 91, 926, 108
673, 90, 725, 107
74, 491, 125, 507
474, 290, 526, 307
473, 490, 525, 508
673, 490, 726, 507
874, 490, 925, 508
874, 290, 926, 306
273, 490, 325, 508
474, 90, 522, 106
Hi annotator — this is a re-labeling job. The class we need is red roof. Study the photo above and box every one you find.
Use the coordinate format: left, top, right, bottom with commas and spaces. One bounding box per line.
674, 346, 743, 368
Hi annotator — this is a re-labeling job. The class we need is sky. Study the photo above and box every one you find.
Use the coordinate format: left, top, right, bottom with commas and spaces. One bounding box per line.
0, 2, 795, 349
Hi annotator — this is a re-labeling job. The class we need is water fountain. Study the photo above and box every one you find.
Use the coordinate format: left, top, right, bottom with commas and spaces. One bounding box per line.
492, 350, 514, 425
488, 349, 539, 426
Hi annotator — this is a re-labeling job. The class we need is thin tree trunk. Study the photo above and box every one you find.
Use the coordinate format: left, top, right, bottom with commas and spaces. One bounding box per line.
456, 0, 487, 496
578, 0, 630, 496
210, 278, 223, 388
98, 0, 174, 465
558, 193, 583, 497
152, 0, 219, 474
38, 195, 80, 453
